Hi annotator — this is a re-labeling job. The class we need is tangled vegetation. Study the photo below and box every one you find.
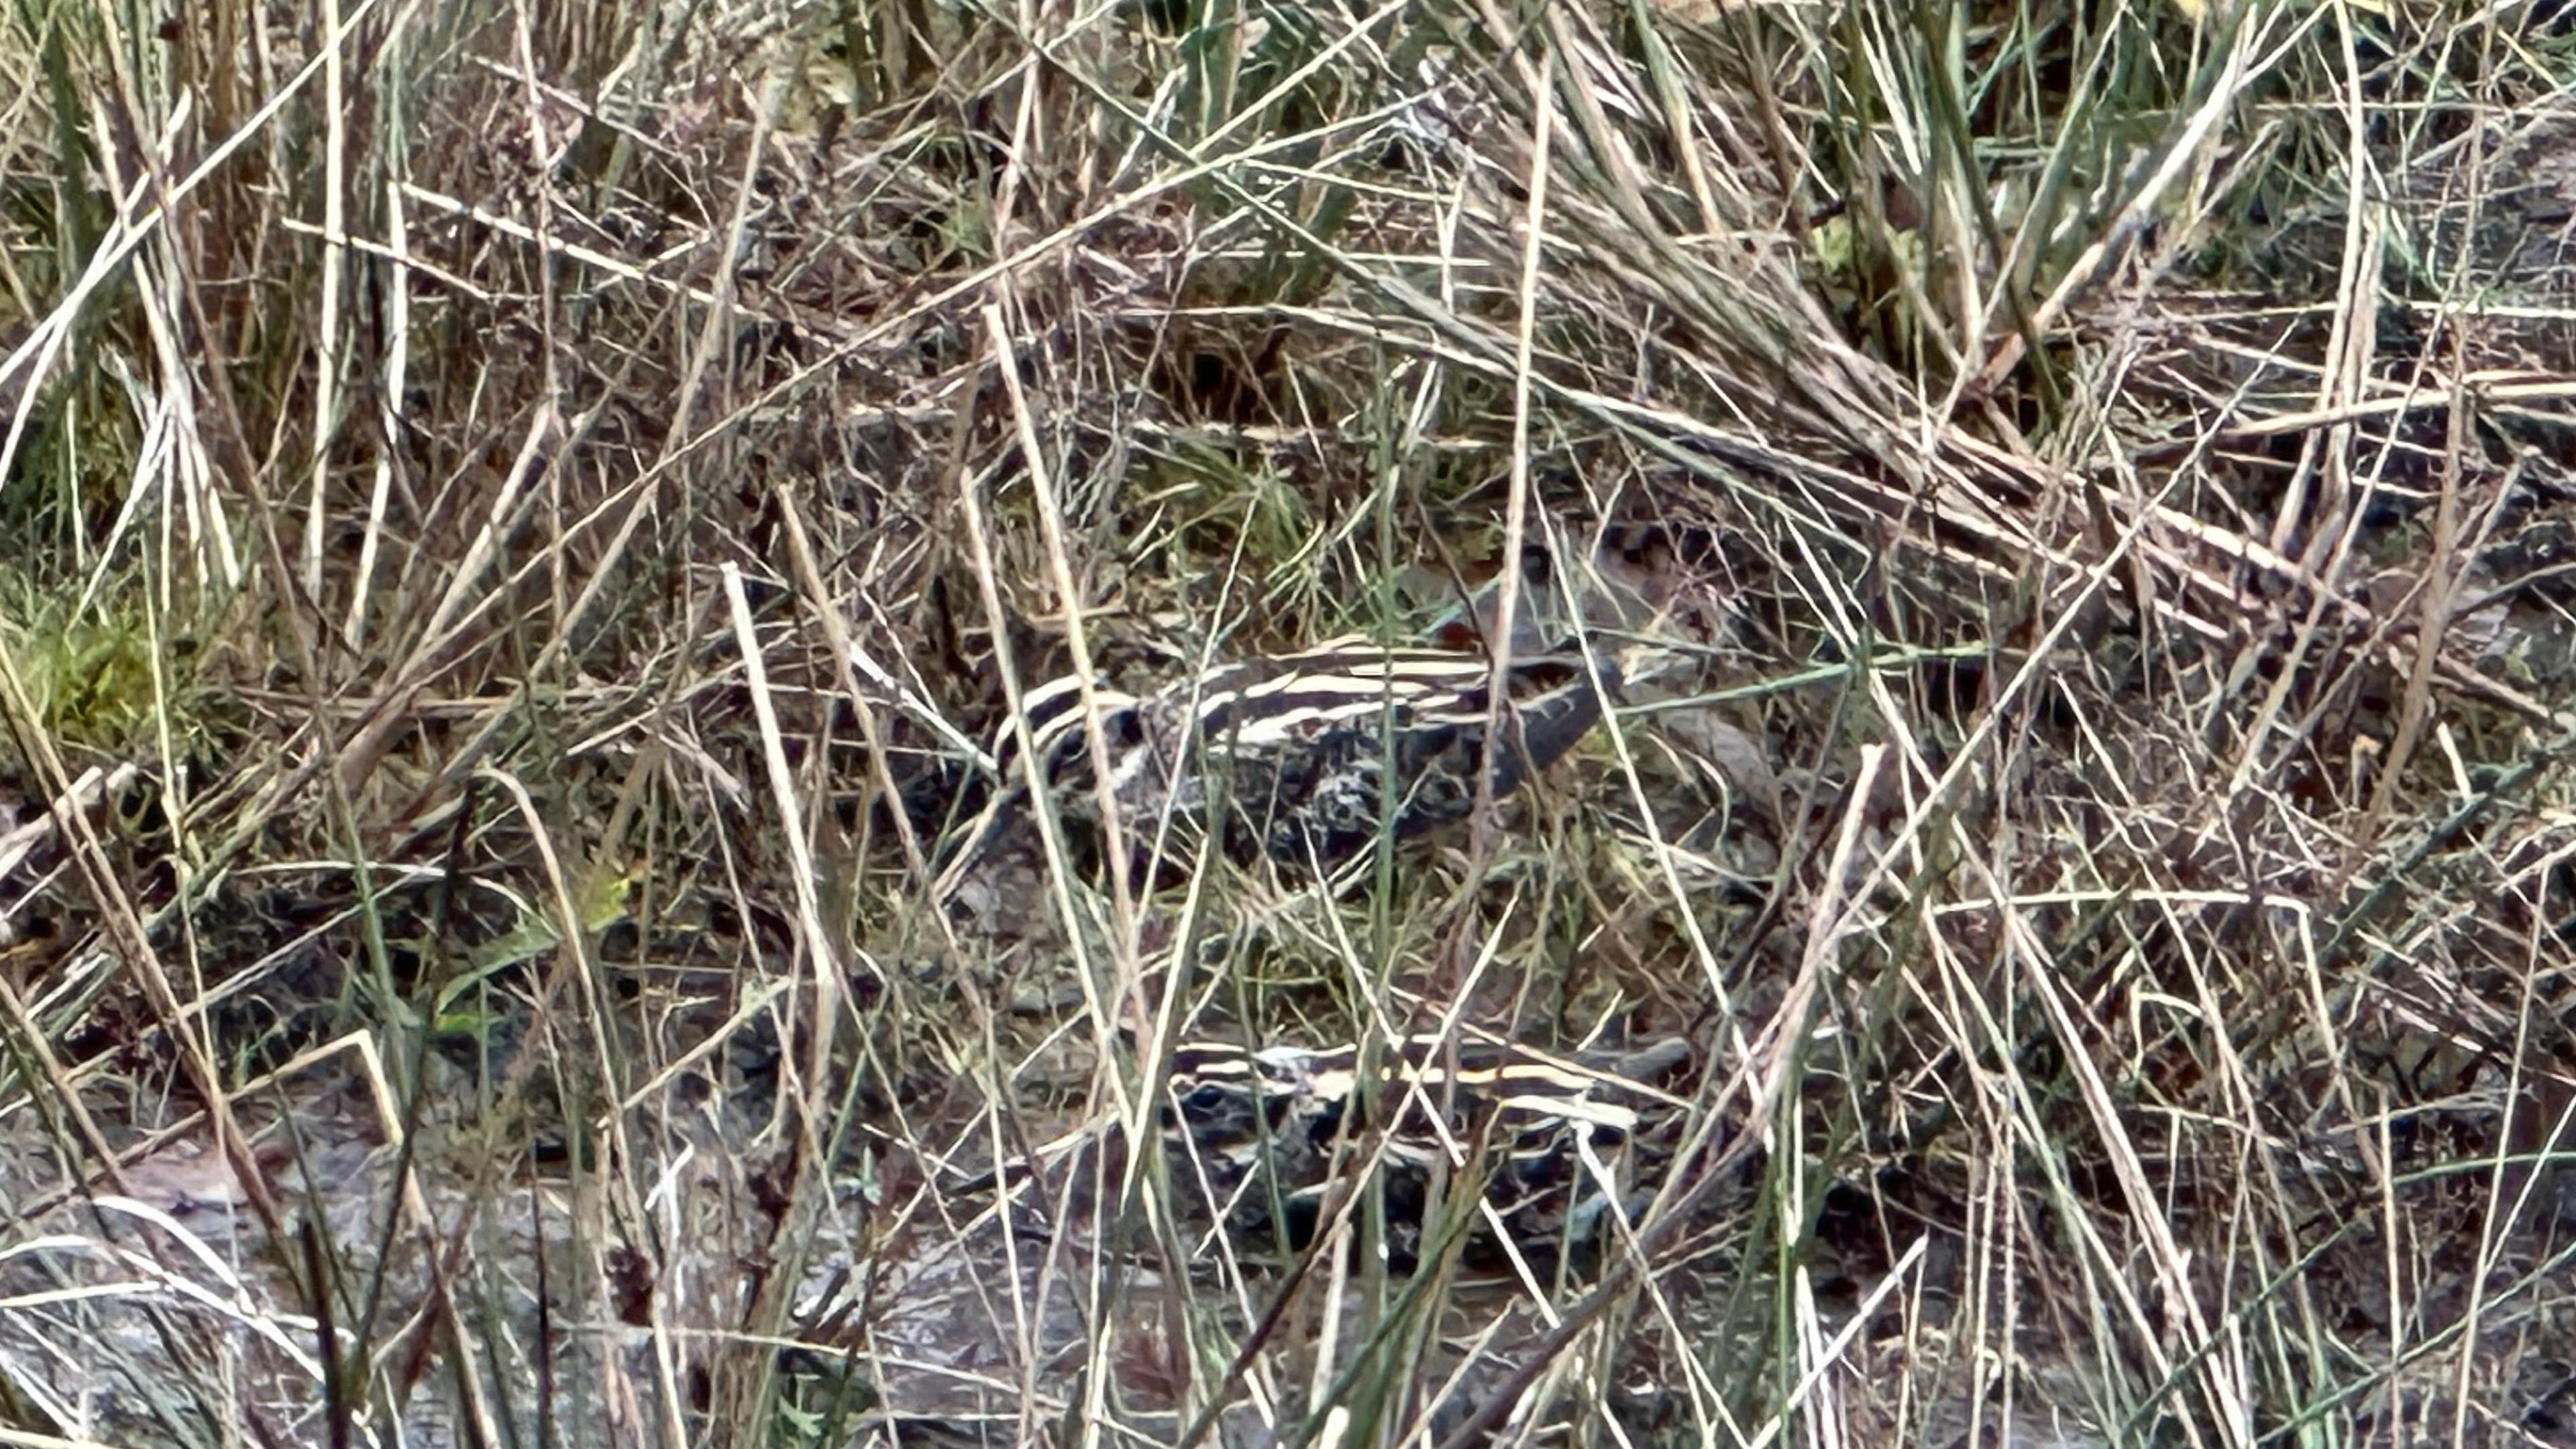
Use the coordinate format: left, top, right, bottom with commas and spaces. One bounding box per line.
1, 0, 2573, 1443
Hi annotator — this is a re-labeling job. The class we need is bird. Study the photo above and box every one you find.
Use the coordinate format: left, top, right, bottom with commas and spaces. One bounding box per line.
946, 1030, 1694, 1271
1161, 1032, 1694, 1269
925, 635, 1619, 915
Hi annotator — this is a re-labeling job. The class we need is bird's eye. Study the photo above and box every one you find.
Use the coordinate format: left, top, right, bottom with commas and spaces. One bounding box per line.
1303, 1097, 1346, 1141
1181, 1082, 1238, 1119
1109, 709, 1145, 747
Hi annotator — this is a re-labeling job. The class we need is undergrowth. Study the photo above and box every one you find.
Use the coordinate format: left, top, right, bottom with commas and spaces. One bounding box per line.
0, 0, 2572, 1444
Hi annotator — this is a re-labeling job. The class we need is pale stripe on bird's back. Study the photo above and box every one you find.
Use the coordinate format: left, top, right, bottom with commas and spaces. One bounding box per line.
931, 638, 1614, 909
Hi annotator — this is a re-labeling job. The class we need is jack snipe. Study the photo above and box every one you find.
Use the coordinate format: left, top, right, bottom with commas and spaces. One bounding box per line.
955, 1032, 1693, 1271
928, 635, 1616, 915
1161, 1032, 1693, 1269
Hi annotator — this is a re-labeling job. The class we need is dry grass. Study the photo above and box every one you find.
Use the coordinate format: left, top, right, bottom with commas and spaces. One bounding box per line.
1, 0, 2574, 1444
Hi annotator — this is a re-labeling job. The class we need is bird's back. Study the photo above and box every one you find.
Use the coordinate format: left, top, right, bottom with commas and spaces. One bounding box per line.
928, 638, 1617, 913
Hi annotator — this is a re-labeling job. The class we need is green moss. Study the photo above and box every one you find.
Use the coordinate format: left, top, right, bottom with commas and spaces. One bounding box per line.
0, 570, 205, 763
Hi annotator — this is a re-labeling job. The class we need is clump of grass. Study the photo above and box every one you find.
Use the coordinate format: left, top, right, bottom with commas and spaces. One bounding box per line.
0, 568, 200, 766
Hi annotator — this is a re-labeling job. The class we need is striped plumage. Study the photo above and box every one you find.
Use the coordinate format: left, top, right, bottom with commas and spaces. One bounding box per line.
944, 1030, 1691, 1270
931, 635, 1615, 908
1160, 1034, 1692, 1268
